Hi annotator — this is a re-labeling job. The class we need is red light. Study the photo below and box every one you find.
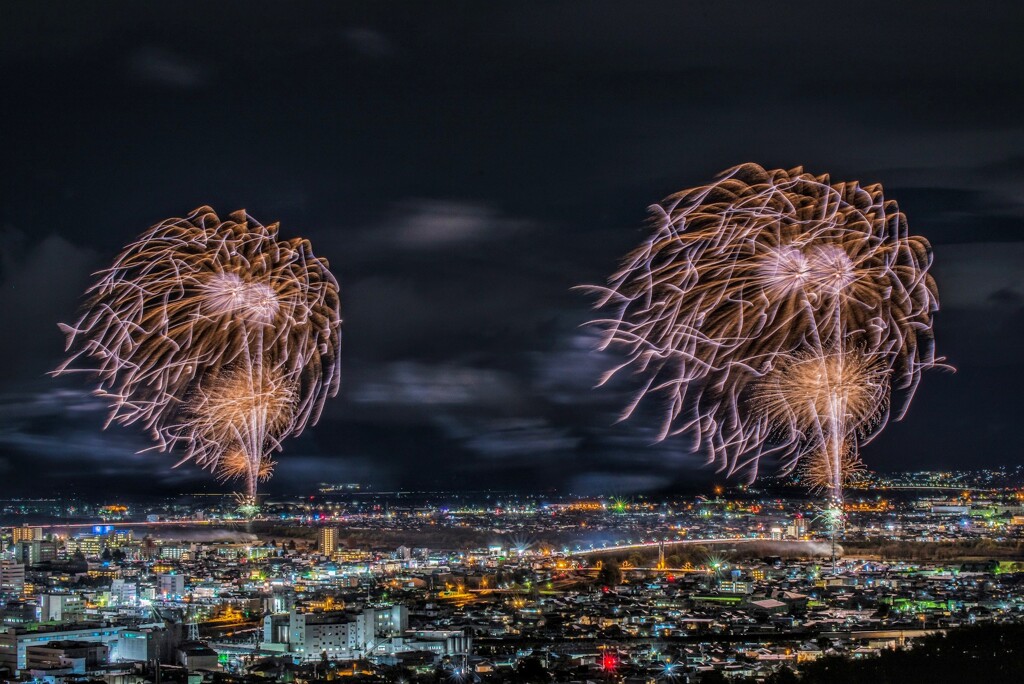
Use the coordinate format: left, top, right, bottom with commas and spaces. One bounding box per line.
601, 653, 618, 671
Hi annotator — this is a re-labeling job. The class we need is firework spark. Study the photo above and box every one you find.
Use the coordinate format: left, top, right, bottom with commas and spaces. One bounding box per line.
586, 164, 941, 501
54, 207, 341, 496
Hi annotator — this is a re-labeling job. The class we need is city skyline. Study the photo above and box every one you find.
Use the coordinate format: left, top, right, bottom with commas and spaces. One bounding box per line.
2, 3, 1022, 497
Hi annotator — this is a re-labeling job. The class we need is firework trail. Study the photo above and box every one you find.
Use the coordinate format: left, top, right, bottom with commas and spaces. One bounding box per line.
54, 207, 341, 498
585, 164, 942, 502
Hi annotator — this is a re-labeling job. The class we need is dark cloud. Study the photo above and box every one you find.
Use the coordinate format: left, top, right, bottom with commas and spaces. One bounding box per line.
127, 46, 210, 89
340, 28, 397, 60
0, 387, 203, 493
0, 2, 1021, 496
380, 200, 534, 250
0, 231, 98, 385
932, 244, 1024, 311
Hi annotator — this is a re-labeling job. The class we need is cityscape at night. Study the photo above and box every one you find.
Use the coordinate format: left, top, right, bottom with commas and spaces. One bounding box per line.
2, 3, 1023, 683
3, 473, 1024, 682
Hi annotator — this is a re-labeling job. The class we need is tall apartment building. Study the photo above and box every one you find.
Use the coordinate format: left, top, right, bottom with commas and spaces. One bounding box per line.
317, 527, 338, 557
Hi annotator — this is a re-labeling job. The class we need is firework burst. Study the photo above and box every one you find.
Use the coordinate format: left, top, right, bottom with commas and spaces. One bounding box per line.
54, 207, 341, 496
754, 349, 887, 493
186, 366, 296, 491
586, 164, 942, 501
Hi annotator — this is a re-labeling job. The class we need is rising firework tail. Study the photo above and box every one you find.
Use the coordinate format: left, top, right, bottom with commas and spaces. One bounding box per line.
584, 164, 944, 501
53, 207, 342, 497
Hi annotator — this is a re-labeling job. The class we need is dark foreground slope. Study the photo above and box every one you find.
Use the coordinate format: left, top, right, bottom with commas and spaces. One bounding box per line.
771, 623, 1024, 684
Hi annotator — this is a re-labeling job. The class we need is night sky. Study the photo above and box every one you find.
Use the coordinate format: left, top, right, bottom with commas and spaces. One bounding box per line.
1, 3, 1022, 496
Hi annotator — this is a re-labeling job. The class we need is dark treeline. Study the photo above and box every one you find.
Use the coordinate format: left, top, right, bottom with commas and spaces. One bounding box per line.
842, 538, 1024, 562
768, 623, 1024, 684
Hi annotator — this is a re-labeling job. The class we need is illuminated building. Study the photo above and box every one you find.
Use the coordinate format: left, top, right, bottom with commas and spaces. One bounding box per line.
334, 548, 371, 563
0, 625, 122, 674
25, 640, 109, 672
786, 516, 809, 539
318, 483, 362, 492
157, 573, 185, 598
0, 601, 36, 627
159, 545, 192, 560
360, 604, 408, 650
286, 609, 355, 659
65, 535, 104, 558
396, 629, 472, 658
39, 594, 84, 623
104, 529, 133, 548
0, 562, 25, 597
116, 627, 163, 662
86, 564, 119, 581
317, 527, 338, 557
275, 605, 409, 661
247, 546, 273, 560
176, 642, 220, 672
98, 504, 129, 520
11, 527, 42, 544
109, 579, 136, 607
12, 541, 56, 566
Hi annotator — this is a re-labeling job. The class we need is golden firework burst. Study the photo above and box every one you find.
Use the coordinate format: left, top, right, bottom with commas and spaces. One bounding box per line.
55, 207, 341, 495
586, 164, 942, 500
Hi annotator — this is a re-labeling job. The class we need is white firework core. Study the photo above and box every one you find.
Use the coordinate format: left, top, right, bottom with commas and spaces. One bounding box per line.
200, 271, 280, 323
759, 245, 812, 295
808, 245, 856, 297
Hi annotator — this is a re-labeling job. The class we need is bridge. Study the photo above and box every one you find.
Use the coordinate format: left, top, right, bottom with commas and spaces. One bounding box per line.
568, 537, 834, 557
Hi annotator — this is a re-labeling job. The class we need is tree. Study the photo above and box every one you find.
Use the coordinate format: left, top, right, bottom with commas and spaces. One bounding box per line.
378, 665, 414, 683
514, 657, 551, 683
768, 666, 799, 684
596, 560, 621, 587
798, 624, 1024, 684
